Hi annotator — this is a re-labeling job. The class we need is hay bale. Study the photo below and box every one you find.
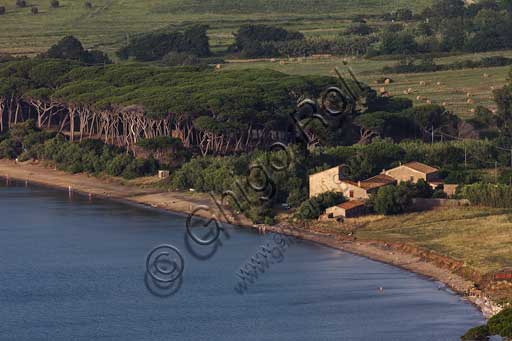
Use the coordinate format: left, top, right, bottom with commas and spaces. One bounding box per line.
467, 98, 474, 104
426, 99, 432, 104
492, 109, 498, 114
416, 95, 422, 100
403, 90, 408, 95
270, 58, 276, 63
442, 102, 447, 106
407, 88, 413, 93
279, 60, 286, 65
470, 108, 476, 113
215, 64, 222, 70
436, 81, 442, 86
466, 92, 471, 97
420, 81, 426, 86
384, 78, 391, 85
483, 73, 489, 78
491, 86, 495, 91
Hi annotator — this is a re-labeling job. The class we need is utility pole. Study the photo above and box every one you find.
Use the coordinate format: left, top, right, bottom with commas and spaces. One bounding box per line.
431, 125, 434, 145
464, 143, 467, 168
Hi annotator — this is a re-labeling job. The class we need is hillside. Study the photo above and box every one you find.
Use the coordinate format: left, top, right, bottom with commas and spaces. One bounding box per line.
0, 0, 431, 55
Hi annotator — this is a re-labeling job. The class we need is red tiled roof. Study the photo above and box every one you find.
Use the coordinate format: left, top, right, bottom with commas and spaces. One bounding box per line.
359, 174, 396, 190
341, 174, 396, 190
403, 162, 438, 174
338, 200, 366, 210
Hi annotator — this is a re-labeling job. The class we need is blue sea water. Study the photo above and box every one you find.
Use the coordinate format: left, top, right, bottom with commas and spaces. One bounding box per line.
0, 180, 484, 340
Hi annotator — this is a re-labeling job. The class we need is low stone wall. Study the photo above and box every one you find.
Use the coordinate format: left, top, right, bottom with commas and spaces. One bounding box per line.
411, 198, 470, 210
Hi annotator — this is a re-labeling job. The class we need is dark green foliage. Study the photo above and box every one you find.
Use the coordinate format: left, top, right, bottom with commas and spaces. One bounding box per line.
415, 22, 434, 36
16, 0, 26, 8
368, 97, 413, 113
372, 182, 413, 215
294, 192, 345, 220
230, 24, 304, 58
354, 111, 418, 142
0, 6, 6, 14
413, 179, 435, 198
0, 120, 53, 160
84, 1, 92, 9
431, 0, 465, 19
50, 0, 59, 8
45, 36, 111, 64
383, 56, 512, 74
137, 136, 183, 151
161, 52, 200, 66
380, 31, 417, 55
0, 121, 157, 179
487, 307, 512, 337
30, 6, 37, 14
345, 23, 373, 36
47, 36, 84, 60
395, 8, 413, 21
460, 324, 489, 340
460, 183, 512, 208
463, 307, 512, 339
117, 25, 210, 61
441, 168, 484, 185
270, 35, 376, 57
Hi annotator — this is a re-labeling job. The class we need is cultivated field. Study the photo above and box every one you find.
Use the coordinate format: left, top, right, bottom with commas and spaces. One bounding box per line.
223, 51, 512, 118
0, 0, 430, 55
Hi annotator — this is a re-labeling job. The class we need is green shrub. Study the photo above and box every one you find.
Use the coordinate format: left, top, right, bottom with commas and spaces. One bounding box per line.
460, 324, 489, 340
488, 307, 512, 337
460, 183, 512, 208
106, 154, 133, 177
294, 192, 345, 220
372, 183, 413, 215
162, 52, 200, 66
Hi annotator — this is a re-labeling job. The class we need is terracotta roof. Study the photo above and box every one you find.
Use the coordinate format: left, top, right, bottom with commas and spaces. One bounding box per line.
403, 162, 438, 174
338, 200, 366, 210
359, 174, 396, 190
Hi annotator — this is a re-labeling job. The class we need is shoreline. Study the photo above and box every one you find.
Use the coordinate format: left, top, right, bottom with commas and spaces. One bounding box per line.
0, 159, 500, 318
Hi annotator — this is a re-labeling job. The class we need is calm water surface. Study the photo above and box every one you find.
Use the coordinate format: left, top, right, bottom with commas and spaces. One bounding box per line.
0, 181, 484, 340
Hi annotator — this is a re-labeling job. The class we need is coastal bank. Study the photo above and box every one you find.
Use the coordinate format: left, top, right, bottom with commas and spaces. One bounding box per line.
0, 159, 501, 319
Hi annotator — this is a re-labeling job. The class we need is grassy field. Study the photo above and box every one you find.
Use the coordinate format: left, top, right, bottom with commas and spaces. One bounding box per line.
355, 207, 512, 274
223, 51, 512, 118
0, 0, 430, 55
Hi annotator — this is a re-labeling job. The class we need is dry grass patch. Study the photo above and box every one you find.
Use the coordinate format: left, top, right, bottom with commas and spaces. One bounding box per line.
356, 207, 512, 273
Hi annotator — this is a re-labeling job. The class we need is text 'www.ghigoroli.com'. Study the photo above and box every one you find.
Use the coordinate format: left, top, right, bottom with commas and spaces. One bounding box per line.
144, 64, 367, 296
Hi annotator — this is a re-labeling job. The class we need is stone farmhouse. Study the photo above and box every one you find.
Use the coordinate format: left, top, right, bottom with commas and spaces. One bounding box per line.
384, 162, 440, 187
309, 161, 453, 218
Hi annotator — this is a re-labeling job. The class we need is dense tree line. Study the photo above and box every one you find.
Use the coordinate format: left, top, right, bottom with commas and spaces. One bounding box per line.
382, 56, 512, 74
117, 25, 210, 61
0, 120, 158, 179
460, 183, 512, 208
369, 0, 512, 56
229, 24, 304, 58
0, 57, 349, 156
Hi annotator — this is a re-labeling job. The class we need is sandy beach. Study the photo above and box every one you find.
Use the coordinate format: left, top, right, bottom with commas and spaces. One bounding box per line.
0, 159, 500, 318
